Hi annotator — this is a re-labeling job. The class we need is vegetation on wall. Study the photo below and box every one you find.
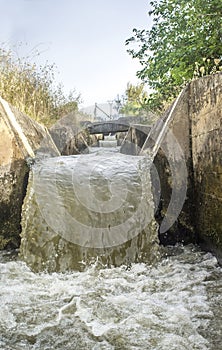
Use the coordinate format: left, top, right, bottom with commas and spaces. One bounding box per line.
125, 0, 222, 112
0, 46, 81, 127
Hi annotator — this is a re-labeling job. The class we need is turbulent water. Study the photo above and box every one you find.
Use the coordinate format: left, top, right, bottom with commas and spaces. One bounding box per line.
0, 245, 222, 350
2, 146, 222, 349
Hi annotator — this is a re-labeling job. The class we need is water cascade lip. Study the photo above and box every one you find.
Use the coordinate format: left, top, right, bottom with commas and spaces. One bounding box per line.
99, 135, 118, 148
31, 151, 154, 249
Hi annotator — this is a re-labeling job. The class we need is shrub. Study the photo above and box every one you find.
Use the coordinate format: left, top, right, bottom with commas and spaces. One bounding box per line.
0, 45, 81, 127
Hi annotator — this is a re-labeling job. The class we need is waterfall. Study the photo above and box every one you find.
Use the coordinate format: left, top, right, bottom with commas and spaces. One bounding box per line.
99, 134, 117, 148
20, 149, 160, 272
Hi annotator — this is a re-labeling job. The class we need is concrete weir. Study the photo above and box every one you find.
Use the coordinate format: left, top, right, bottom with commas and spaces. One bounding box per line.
0, 73, 222, 266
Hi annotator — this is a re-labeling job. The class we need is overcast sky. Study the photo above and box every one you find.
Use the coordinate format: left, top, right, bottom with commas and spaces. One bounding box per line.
0, 0, 152, 107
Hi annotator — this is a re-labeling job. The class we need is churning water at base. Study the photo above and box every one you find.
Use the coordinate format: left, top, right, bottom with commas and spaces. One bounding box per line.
0, 245, 222, 350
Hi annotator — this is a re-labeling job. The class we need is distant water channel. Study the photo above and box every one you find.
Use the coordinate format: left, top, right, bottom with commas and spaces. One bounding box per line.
1, 146, 222, 349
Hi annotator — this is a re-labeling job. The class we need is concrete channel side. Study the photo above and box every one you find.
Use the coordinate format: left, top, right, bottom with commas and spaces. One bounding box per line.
140, 73, 222, 263
190, 73, 222, 263
0, 97, 60, 248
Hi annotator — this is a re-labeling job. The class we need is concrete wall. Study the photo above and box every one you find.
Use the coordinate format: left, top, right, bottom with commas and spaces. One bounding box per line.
141, 88, 196, 245
120, 124, 151, 155
140, 73, 222, 263
190, 73, 222, 262
49, 112, 90, 155
0, 97, 60, 248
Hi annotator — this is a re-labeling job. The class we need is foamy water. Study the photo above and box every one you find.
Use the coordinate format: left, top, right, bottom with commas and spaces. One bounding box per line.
0, 245, 221, 350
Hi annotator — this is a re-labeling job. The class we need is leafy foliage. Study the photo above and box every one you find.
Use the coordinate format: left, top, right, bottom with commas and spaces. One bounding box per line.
0, 46, 81, 127
120, 83, 159, 122
126, 0, 222, 110
120, 83, 147, 115
120, 83, 151, 114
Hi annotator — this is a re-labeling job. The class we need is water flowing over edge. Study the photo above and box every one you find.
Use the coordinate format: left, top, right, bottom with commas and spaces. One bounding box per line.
20, 151, 160, 272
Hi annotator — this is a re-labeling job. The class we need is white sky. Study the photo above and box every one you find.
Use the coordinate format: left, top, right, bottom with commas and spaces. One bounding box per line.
0, 0, 152, 107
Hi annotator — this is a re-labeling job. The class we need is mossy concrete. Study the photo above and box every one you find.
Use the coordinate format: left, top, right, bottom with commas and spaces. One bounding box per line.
190, 73, 222, 263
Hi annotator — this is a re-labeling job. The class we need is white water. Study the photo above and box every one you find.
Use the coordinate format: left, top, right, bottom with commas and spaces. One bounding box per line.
2, 144, 222, 349
99, 135, 117, 148
0, 245, 222, 350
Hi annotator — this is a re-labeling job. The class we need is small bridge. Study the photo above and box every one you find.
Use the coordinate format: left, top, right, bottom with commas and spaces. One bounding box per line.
87, 120, 130, 135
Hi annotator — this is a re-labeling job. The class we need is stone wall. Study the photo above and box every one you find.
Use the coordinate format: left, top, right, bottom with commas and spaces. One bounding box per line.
0, 97, 60, 248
